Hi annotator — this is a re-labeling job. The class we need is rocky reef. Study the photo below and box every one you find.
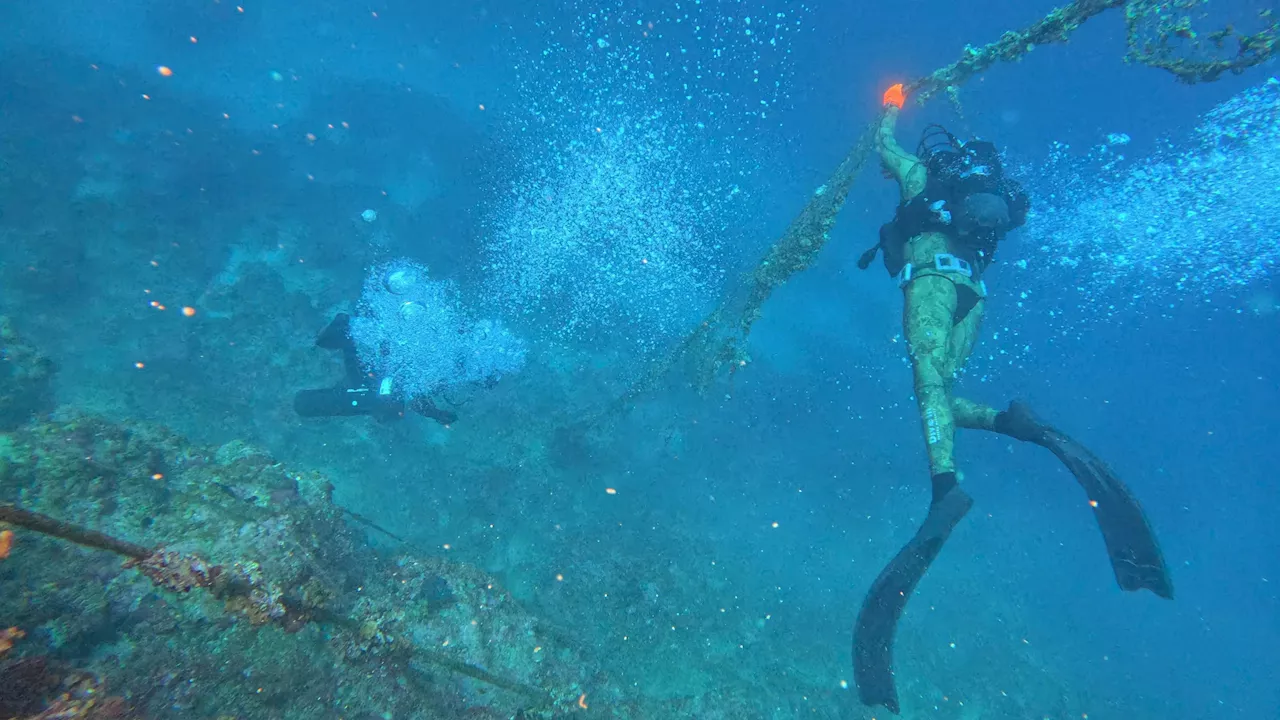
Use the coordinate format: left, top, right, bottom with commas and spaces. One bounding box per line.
0, 319, 596, 720
0, 316, 55, 431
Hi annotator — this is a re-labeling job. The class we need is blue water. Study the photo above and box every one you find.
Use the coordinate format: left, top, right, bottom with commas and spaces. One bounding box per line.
1, 0, 1276, 717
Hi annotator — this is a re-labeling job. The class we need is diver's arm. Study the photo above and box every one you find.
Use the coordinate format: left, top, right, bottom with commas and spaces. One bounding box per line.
877, 106, 926, 201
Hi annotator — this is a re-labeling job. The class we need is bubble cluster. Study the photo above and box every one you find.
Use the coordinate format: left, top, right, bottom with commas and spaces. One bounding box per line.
483, 1, 811, 354
960, 79, 1280, 381
350, 260, 527, 400
1017, 77, 1280, 301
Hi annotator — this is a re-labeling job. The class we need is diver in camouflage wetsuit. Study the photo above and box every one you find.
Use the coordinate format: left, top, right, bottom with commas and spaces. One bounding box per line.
863, 83, 1029, 503
851, 84, 1173, 714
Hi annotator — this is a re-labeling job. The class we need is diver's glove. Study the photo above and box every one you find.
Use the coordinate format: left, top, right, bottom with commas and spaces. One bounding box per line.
882, 83, 906, 109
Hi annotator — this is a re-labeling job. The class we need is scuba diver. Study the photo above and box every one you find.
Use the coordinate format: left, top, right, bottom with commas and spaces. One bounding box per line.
851, 83, 1173, 714
294, 258, 526, 426
293, 312, 457, 425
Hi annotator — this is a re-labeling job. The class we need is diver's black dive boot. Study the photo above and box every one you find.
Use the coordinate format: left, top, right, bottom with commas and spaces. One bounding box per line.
854, 472, 973, 714
994, 401, 1174, 599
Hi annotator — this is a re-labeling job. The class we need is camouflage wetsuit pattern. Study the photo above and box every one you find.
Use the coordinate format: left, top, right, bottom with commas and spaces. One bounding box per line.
877, 108, 999, 477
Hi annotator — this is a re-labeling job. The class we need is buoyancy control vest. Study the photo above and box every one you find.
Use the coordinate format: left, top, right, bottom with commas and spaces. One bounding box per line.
859, 130, 1030, 280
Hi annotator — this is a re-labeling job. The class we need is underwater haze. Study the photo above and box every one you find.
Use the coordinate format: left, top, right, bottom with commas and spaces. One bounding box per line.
1, 0, 1277, 718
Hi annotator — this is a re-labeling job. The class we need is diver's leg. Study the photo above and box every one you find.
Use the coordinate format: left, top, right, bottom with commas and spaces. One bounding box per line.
316, 313, 352, 349
340, 344, 365, 387
943, 293, 1000, 431
857, 273, 974, 713
903, 274, 961, 489
314, 312, 366, 386
953, 398, 998, 431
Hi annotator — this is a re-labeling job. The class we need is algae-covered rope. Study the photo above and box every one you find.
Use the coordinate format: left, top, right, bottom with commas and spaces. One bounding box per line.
909, 0, 1126, 104
0, 503, 151, 559
1124, 3, 1278, 84
1, 502, 558, 705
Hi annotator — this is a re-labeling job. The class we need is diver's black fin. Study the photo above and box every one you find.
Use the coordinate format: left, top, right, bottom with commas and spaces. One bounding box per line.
316, 313, 352, 350
856, 242, 881, 270
854, 486, 973, 714
1040, 428, 1174, 599
996, 400, 1173, 599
